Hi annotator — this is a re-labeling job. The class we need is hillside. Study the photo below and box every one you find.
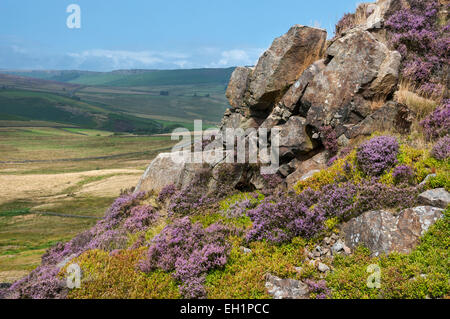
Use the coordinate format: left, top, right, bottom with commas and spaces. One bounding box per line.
4, 68, 235, 86
0, 88, 168, 134
2, 0, 449, 301
0, 68, 234, 132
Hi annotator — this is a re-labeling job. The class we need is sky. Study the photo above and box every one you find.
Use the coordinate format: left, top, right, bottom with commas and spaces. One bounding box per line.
0, 0, 360, 71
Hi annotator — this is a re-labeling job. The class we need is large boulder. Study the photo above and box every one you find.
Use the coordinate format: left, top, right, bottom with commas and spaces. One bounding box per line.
245, 25, 327, 111
342, 206, 444, 256
135, 150, 225, 194
302, 29, 401, 137
265, 274, 309, 299
418, 188, 450, 209
135, 152, 187, 194
226, 67, 252, 108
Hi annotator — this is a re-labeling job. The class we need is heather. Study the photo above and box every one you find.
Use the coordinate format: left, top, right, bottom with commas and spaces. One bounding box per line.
7, 132, 447, 299
219, 192, 265, 218
385, 0, 449, 97
320, 125, 338, 155
249, 178, 418, 245
356, 136, 399, 176
431, 135, 450, 161
392, 165, 416, 185
305, 279, 330, 299
123, 205, 159, 233
7, 265, 67, 299
6, 191, 151, 299
157, 184, 176, 202
138, 217, 231, 298
420, 99, 450, 141
166, 167, 234, 217
245, 195, 326, 244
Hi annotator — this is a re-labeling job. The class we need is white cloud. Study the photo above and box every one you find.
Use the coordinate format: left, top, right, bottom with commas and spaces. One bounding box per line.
0, 40, 265, 71
67, 49, 176, 69
213, 48, 264, 67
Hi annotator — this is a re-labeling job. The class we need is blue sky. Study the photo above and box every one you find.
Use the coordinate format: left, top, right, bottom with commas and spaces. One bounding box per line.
0, 0, 359, 71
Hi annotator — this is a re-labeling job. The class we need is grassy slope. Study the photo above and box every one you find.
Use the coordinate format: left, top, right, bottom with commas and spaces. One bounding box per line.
0, 89, 172, 134
0, 127, 178, 279
0, 68, 232, 130
5, 68, 234, 87
56, 131, 449, 299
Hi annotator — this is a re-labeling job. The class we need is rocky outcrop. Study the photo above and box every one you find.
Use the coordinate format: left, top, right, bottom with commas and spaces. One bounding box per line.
135, 152, 188, 194
342, 206, 444, 256
244, 25, 327, 111
139, 3, 415, 196
418, 188, 450, 209
302, 29, 401, 137
215, 20, 406, 190
260, 59, 327, 130
304, 233, 351, 264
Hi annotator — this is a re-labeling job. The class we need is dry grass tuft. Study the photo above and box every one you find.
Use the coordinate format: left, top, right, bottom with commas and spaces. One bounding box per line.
354, 3, 370, 26
394, 81, 441, 120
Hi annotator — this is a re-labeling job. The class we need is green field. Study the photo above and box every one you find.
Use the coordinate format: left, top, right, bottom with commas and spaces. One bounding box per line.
0, 68, 232, 132
0, 89, 171, 133
5, 68, 234, 87
0, 126, 178, 281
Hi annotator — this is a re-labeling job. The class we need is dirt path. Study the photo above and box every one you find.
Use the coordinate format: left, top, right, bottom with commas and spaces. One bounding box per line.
0, 169, 143, 206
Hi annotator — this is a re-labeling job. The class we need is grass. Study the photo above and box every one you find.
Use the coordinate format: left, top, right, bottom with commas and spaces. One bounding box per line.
0, 127, 176, 165
0, 209, 30, 217
0, 68, 232, 132
6, 68, 234, 87
0, 89, 168, 134
0, 126, 176, 281
394, 81, 440, 120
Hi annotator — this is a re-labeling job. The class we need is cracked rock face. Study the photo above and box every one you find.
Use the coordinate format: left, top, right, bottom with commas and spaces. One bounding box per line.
346, 101, 413, 138
226, 67, 252, 109
244, 25, 327, 111
302, 29, 401, 136
275, 116, 314, 159
342, 206, 444, 256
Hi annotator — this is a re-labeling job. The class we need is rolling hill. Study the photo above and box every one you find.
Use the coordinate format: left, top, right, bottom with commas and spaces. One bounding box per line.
0, 68, 234, 133
4, 68, 234, 86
